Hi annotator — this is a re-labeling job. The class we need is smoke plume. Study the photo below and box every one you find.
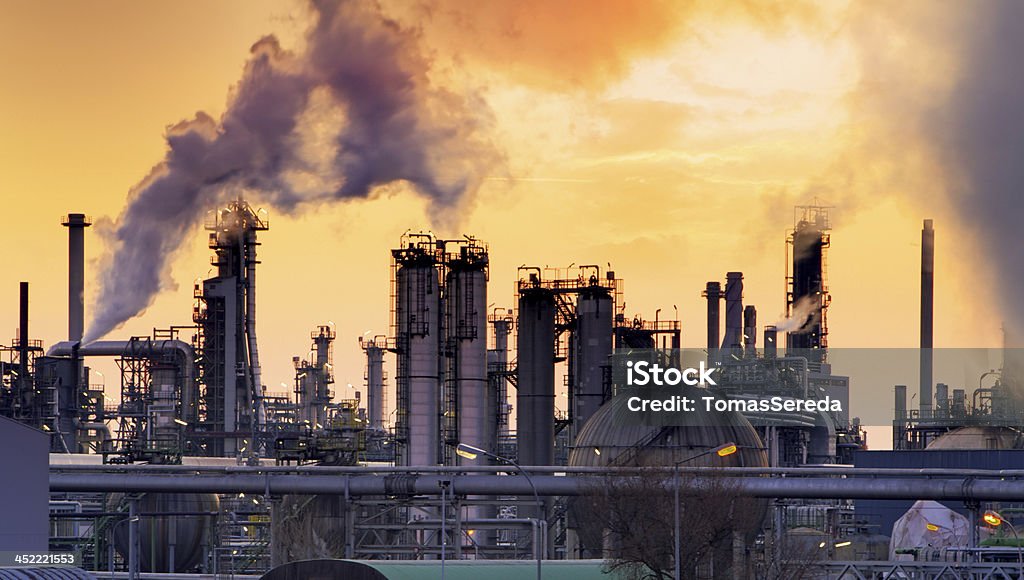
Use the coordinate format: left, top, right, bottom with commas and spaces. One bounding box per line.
85, 0, 499, 343
935, 1, 1024, 339
774, 296, 818, 333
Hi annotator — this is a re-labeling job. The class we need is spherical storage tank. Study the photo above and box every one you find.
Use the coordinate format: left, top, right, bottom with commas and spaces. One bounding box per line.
926, 425, 1024, 450
567, 384, 769, 562
109, 492, 220, 573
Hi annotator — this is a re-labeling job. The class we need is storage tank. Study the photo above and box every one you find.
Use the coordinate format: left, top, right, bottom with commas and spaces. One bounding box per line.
926, 425, 1024, 450
568, 385, 768, 566
109, 492, 219, 573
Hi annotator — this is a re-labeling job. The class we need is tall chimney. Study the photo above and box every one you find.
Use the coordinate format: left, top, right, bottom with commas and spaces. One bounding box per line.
721, 272, 744, 354
920, 219, 934, 418
703, 281, 722, 359
62, 213, 92, 342
18, 282, 29, 390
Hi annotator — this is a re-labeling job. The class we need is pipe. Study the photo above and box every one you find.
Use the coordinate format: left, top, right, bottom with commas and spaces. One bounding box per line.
54, 463, 1024, 478
18, 281, 29, 392
48, 340, 197, 422
62, 213, 91, 343
48, 471, 1024, 502
920, 219, 934, 418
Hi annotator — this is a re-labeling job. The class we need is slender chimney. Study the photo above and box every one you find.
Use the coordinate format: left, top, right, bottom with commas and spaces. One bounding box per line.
721, 272, 744, 354
62, 213, 92, 342
703, 281, 722, 359
920, 219, 934, 418
18, 282, 29, 389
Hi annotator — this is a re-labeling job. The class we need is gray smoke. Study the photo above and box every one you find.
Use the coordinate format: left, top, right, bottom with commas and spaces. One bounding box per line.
85, 0, 499, 343
937, 1, 1024, 339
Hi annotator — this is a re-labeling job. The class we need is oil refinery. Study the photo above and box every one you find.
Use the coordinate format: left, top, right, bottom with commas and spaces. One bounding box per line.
1, 199, 1023, 580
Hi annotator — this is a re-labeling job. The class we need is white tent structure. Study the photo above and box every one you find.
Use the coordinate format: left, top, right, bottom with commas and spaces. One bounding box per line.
890, 500, 971, 560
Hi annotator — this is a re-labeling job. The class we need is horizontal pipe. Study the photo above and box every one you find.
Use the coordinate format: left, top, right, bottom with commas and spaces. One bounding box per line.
48, 463, 1024, 480
49, 472, 1024, 501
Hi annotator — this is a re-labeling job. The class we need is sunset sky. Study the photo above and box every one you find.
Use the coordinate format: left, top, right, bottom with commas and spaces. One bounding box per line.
1, 1, 1019, 434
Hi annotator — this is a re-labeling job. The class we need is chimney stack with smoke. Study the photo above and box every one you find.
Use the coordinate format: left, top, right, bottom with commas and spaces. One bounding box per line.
62, 214, 91, 343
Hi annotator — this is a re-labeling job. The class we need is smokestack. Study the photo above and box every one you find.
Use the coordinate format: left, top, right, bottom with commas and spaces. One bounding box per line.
743, 305, 757, 358
18, 282, 29, 389
764, 325, 778, 358
62, 213, 91, 343
703, 281, 721, 359
894, 384, 907, 421
721, 272, 744, 355
920, 219, 934, 418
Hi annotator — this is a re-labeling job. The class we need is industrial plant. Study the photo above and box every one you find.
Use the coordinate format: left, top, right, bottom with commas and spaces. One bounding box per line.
3, 200, 1024, 579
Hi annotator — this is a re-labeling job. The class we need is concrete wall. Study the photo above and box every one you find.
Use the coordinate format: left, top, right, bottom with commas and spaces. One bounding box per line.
0, 415, 48, 551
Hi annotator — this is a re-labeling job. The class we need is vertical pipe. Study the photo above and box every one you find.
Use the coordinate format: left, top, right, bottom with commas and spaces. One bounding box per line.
18, 282, 29, 391
920, 219, 934, 418
62, 214, 91, 343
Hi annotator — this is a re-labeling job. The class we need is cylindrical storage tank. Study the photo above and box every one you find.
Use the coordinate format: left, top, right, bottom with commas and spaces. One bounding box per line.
110, 492, 219, 573
517, 288, 556, 468
573, 287, 613, 439
926, 425, 1024, 450
446, 251, 489, 465
394, 256, 441, 466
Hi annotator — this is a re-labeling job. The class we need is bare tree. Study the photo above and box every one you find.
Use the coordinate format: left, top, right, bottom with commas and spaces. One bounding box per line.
573, 469, 764, 580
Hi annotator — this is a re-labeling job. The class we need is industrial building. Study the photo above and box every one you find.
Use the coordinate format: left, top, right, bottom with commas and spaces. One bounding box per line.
3, 200, 1024, 579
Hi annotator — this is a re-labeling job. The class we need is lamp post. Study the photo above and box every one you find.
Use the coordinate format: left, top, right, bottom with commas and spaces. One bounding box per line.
455, 443, 543, 580
983, 509, 1022, 570
673, 442, 738, 580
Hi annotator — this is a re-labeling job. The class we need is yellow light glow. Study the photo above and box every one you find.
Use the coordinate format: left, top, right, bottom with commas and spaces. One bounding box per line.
983, 511, 1003, 527
455, 447, 478, 461
925, 523, 940, 532
834, 541, 852, 548
716, 444, 738, 457
593, 447, 602, 456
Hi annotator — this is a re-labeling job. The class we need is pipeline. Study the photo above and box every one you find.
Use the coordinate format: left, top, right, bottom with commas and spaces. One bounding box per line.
48, 471, 1024, 502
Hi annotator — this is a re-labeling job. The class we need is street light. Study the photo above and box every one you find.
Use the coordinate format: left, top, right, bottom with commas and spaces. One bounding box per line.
983, 509, 1022, 569
674, 442, 738, 580
455, 443, 543, 580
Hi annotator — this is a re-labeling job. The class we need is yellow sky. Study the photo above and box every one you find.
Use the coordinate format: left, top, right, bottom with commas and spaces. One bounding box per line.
0, 1, 1004, 431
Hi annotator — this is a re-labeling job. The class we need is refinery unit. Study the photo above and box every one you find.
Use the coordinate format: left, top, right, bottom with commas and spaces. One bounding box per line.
5, 200, 1024, 578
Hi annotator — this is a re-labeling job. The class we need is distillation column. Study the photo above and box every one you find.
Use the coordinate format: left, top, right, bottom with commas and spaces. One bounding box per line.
393, 237, 442, 466
445, 241, 489, 465
517, 282, 556, 468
